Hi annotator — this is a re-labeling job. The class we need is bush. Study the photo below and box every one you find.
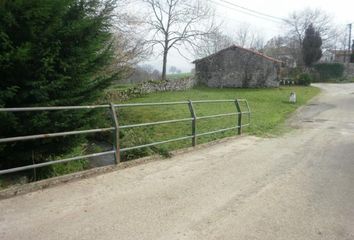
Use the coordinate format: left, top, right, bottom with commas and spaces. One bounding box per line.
313, 63, 344, 81
288, 67, 303, 79
297, 73, 312, 86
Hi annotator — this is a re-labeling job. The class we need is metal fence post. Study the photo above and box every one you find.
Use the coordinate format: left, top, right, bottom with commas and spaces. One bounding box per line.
188, 100, 197, 146
245, 100, 251, 124
235, 99, 242, 135
109, 103, 120, 164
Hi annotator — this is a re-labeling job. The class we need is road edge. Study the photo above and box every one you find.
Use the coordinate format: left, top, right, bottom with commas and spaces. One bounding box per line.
0, 134, 248, 200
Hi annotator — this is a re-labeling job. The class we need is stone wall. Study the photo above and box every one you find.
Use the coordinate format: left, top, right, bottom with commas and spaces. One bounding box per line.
139, 77, 196, 93
105, 77, 196, 101
195, 47, 280, 88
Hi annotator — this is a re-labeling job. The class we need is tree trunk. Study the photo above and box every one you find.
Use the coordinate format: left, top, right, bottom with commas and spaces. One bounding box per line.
162, 48, 168, 80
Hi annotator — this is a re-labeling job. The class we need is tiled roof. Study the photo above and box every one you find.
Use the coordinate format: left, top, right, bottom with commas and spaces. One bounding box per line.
193, 45, 283, 64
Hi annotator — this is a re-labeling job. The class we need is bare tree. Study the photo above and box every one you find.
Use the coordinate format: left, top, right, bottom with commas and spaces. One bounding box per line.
144, 0, 216, 80
126, 64, 161, 83
234, 23, 251, 48
141, 64, 154, 74
249, 32, 265, 51
194, 29, 234, 58
283, 8, 334, 65
329, 25, 349, 50
263, 36, 298, 67
169, 65, 178, 73
234, 23, 265, 50
108, 3, 149, 79
111, 31, 146, 70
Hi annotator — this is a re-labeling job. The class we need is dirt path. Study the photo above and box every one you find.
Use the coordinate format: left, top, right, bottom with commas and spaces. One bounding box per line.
1, 83, 354, 240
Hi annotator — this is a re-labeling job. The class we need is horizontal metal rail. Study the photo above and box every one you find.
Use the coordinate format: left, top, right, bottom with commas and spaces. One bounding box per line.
120, 118, 193, 129
0, 100, 250, 112
0, 98, 251, 175
196, 126, 240, 137
0, 105, 109, 112
114, 101, 188, 107
0, 127, 115, 143
121, 125, 249, 152
192, 99, 236, 103
197, 112, 238, 120
121, 135, 193, 152
0, 150, 115, 175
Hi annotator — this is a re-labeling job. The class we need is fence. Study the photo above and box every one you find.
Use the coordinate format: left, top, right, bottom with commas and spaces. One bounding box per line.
0, 99, 251, 175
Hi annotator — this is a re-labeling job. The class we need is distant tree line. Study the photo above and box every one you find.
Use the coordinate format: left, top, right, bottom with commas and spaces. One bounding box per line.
124, 65, 161, 84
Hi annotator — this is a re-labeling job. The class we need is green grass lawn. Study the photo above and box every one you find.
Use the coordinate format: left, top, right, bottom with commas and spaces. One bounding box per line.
166, 72, 193, 79
114, 86, 320, 159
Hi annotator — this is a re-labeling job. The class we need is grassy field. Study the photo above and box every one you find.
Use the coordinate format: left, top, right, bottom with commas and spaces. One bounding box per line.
166, 72, 193, 79
115, 86, 320, 159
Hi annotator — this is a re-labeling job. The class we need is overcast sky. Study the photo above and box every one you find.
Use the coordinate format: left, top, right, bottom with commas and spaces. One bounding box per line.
143, 0, 354, 73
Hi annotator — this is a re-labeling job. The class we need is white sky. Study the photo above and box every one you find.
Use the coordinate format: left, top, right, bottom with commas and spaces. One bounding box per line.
143, 0, 354, 73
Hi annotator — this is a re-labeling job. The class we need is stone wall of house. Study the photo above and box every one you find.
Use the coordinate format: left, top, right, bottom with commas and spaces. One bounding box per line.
195, 47, 280, 88
344, 63, 354, 78
105, 77, 196, 101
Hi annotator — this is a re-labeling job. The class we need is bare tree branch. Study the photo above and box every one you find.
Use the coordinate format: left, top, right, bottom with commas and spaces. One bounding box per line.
283, 8, 334, 66
143, 0, 217, 80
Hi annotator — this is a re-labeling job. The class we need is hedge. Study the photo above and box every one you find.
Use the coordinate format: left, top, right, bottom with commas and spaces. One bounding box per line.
313, 63, 344, 81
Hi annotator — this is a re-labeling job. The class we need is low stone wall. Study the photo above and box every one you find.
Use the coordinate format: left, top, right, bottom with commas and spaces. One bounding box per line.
105, 77, 196, 101
139, 77, 196, 93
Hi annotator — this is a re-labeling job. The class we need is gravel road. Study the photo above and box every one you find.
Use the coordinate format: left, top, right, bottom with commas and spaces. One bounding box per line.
1, 83, 354, 240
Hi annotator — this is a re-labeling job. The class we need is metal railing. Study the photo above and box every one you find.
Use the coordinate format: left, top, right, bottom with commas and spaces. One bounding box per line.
0, 99, 251, 175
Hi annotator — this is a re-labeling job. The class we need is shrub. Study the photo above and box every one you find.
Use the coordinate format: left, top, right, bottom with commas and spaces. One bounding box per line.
313, 63, 344, 81
297, 73, 312, 86
288, 67, 303, 80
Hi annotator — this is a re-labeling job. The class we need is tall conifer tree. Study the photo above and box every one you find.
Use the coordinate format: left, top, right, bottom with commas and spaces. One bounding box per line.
302, 23, 322, 67
0, 0, 118, 173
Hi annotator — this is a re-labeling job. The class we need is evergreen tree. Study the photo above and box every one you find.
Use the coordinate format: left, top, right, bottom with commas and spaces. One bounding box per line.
0, 0, 119, 174
302, 23, 322, 67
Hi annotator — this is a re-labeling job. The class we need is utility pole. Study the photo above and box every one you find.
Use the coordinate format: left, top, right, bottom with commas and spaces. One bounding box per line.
348, 23, 352, 63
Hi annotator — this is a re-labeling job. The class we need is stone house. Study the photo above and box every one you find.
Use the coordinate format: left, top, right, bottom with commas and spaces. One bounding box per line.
194, 45, 283, 88
319, 49, 335, 63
